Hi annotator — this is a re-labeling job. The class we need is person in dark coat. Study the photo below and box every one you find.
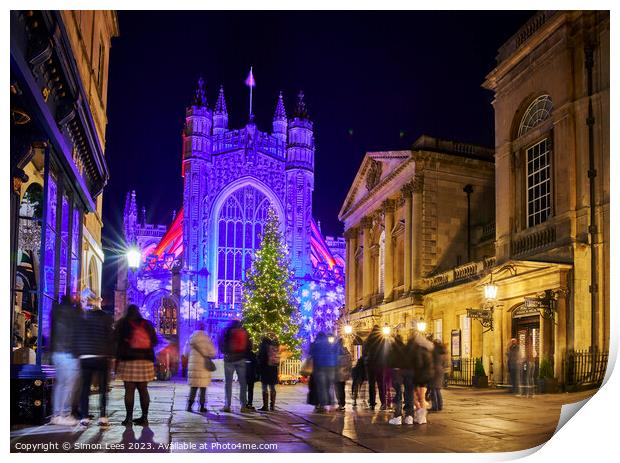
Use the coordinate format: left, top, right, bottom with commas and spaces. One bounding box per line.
218, 320, 250, 413
245, 343, 259, 410
351, 356, 367, 407
309, 332, 337, 412
507, 338, 521, 394
388, 334, 414, 425
362, 325, 389, 410
115, 304, 158, 426
257, 332, 280, 411
334, 338, 352, 411
429, 339, 447, 412
50, 295, 81, 426
75, 304, 114, 427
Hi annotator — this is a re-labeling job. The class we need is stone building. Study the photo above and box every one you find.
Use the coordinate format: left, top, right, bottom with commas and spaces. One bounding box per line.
10, 10, 118, 420
340, 11, 609, 388
115, 82, 346, 355
480, 10, 610, 383
339, 136, 495, 357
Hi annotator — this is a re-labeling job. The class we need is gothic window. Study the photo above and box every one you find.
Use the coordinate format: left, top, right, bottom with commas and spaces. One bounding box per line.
526, 138, 552, 227
378, 230, 385, 295
158, 296, 178, 336
517, 95, 553, 137
217, 186, 272, 306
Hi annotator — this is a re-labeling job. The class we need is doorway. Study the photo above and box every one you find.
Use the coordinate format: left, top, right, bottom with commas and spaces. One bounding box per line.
512, 314, 540, 368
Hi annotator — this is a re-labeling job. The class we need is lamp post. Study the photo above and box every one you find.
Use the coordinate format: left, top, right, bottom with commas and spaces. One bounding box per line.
126, 247, 141, 270
416, 319, 427, 333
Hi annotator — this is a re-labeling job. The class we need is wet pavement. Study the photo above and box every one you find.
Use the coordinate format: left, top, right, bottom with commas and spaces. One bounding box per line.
10, 379, 596, 453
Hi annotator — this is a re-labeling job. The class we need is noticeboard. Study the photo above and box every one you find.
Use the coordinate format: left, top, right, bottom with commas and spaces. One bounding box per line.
451, 329, 461, 358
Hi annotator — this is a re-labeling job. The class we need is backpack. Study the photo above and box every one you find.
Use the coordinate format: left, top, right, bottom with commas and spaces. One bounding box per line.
228, 327, 248, 354
128, 320, 152, 350
267, 344, 281, 366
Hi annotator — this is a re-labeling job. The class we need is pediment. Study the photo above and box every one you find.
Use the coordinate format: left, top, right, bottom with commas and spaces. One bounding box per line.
339, 150, 410, 221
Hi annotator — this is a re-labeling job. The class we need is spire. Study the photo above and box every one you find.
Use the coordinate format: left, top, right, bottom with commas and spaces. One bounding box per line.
274, 91, 286, 121
192, 76, 207, 107
293, 90, 308, 119
215, 85, 227, 114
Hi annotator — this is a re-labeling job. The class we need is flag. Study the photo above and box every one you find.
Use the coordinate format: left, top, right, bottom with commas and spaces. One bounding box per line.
245, 67, 256, 87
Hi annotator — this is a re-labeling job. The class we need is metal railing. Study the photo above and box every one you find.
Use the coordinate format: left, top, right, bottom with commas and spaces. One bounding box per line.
447, 358, 476, 386
278, 359, 302, 383
564, 349, 608, 388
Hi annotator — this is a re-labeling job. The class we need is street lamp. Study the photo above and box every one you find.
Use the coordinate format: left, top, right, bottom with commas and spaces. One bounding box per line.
344, 324, 353, 335
327, 335, 335, 344
382, 324, 391, 336
484, 273, 498, 300
417, 319, 427, 332
126, 247, 142, 270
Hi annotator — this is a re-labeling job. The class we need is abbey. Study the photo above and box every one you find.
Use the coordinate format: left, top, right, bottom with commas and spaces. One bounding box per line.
115, 79, 345, 354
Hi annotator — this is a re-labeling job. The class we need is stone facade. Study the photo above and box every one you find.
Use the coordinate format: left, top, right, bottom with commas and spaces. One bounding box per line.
339, 136, 495, 345
340, 11, 610, 387
115, 83, 345, 354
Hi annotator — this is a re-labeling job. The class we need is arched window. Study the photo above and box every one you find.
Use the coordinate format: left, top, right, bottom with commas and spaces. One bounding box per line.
158, 296, 178, 336
217, 185, 272, 306
88, 257, 98, 295
516, 95, 554, 228
517, 95, 553, 137
378, 230, 385, 295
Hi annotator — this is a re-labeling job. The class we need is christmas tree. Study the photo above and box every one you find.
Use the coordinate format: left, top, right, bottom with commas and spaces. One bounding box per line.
242, 207, 301, 357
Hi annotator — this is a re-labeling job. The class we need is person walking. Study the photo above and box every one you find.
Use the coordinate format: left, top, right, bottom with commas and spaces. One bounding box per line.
388, 334, 414, 425
507, 338, 521, 394
429, 338, 447, 412
50, 295, 81, 426
257, 332, 280, 412
334, 338, 352, 411
363, 325, 389, 411
186, 322, 216, 413
219, 320, 250, 413
351, 356, 367, 408
408, 330, 434, 424
75, 303, 114, 427
115, 304, 158, 426
309, 332, 337, 413
245, 343, 259, 410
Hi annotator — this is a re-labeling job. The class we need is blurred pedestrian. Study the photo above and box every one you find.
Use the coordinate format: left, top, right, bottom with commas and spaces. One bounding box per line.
186, 322, 216, 413
75, 303, 114, 427
219, 320, 250, 413
507, 338, 521, 394
257, 332, 280, 411
245, 342, 259, 410
429, 339, 447, 412
351, 356, 366, 408
388, 334, 414, 425
115, 304, 158, 426
521, 349, 536, 398
363, 325, 390, 410
408, 330, 434, 424
50, 295, 80, 426
309, 332, 337, 413
334, 338, 352, 411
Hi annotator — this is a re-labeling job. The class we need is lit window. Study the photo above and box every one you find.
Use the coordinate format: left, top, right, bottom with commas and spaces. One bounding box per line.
526, 138, 552, 227
433, 318, 443, 343
217, 186, 271, 306
518, 95, 553, 137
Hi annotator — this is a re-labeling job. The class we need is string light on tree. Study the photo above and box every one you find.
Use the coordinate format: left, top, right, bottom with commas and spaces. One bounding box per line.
242, 207, 302, 357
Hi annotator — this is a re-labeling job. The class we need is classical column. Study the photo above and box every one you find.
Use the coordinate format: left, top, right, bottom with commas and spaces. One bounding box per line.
344, 227, 358, 311
554, 288, 569, 382
411, 173, 424, 291
361, 216, 373, 307
401, 183, 413, 293
383, 199, 395, 302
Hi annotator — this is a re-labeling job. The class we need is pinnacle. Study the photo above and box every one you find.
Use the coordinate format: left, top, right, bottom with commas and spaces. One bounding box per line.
274, 91, 286, 121
215, 85, 227, 114
192, 76, 207, 107
293, 90, 308, 119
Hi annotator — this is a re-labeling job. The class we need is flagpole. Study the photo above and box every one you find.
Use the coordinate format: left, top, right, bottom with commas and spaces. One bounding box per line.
249, 66, 253, 118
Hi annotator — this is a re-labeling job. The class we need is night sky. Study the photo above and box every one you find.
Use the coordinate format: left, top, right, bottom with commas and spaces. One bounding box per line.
101, 10, 534, 304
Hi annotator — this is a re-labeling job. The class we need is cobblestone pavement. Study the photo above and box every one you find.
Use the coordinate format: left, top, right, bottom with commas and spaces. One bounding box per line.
10, 380, 595, 453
